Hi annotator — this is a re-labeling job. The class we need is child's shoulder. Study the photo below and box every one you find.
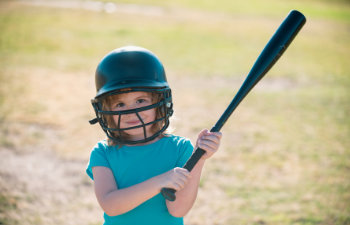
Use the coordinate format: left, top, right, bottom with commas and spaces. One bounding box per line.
92, 139, 110, 151
162, 134, 193, 147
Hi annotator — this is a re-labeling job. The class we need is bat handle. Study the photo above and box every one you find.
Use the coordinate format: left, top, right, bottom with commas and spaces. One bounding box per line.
160, 187, 176, 201
161, 126, 220, 201
160, 147, 206, 201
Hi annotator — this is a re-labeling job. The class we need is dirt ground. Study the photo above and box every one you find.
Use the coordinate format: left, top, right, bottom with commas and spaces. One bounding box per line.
0, 122, 102, 225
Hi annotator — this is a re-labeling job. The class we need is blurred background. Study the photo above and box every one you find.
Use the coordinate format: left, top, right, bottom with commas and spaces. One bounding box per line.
0, 0, 349, 224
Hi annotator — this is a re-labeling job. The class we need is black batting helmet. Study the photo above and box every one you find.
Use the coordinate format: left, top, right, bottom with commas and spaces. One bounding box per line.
89, 46, 173, 145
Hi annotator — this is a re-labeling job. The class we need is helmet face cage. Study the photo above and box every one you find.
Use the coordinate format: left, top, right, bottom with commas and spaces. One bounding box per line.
91, 87, 173, 145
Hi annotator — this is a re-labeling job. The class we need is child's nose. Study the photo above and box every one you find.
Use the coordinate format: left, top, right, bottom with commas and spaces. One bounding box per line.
124, 103, 138, 110
124, 105, 139, 115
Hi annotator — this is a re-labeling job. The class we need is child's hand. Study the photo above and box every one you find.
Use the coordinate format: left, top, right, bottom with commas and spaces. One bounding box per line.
195, 129, 222, 160
156, 168, 191, 191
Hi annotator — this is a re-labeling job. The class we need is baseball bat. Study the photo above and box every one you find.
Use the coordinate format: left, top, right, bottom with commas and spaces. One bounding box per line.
161, 10, 306, 201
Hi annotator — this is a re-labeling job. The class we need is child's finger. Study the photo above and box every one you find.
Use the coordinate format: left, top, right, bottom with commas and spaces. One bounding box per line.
198, 139, 218, 150
202, 131, 222, 140
172, 168, 191, 190
174, 168, 191, 183
201, 135, 221, 145
174, 167, 190, 176
200, 133, 222, 147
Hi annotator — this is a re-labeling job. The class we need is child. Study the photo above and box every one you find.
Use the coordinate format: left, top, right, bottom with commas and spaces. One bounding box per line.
86, 46, 222, 225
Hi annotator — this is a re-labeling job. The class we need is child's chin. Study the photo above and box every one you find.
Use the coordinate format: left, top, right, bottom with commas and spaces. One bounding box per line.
124, 129, 155, 141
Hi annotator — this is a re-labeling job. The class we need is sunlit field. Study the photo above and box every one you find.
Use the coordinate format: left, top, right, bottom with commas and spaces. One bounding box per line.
0, 0, 349, 224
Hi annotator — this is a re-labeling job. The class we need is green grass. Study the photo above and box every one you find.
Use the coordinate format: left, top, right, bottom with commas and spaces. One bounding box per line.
0, 0, 349, 224
0, 193, 18, 225
104, 0, 350, 22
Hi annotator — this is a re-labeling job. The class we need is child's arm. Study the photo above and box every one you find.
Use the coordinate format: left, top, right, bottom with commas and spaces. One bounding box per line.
166, 129, 222, 217
92, 165, 190, 216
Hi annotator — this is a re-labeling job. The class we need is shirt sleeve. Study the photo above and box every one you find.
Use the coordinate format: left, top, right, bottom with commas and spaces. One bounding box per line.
175, 138, 194, 167
86, 141, 110, 180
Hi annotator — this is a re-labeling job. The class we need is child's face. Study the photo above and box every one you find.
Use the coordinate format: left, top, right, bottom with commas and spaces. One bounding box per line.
109, 91, 157, 141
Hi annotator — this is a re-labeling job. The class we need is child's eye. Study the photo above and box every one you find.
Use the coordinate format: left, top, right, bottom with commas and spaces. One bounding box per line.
136, 99, 147, 104
115, 102, 125, 109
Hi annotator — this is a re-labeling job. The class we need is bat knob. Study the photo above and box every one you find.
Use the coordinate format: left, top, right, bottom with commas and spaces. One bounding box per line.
161, 187, 176, 201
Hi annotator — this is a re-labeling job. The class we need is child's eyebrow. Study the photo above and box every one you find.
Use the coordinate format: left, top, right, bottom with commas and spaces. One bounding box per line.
111, 96, 122, 101
109, 96, 123, 104
137, 93, 152, 98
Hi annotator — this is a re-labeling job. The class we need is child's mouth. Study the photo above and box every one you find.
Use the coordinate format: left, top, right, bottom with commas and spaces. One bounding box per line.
126, 120, 142, 126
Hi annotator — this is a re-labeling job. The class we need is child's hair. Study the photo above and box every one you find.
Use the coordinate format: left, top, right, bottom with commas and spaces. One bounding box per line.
101, 91, 171, 146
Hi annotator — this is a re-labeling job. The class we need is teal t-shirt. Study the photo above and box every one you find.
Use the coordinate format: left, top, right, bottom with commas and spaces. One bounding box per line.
86, 135, 194, 225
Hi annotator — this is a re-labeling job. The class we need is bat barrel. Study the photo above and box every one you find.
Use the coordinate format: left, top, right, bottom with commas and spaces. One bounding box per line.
212, 10, 305, 132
